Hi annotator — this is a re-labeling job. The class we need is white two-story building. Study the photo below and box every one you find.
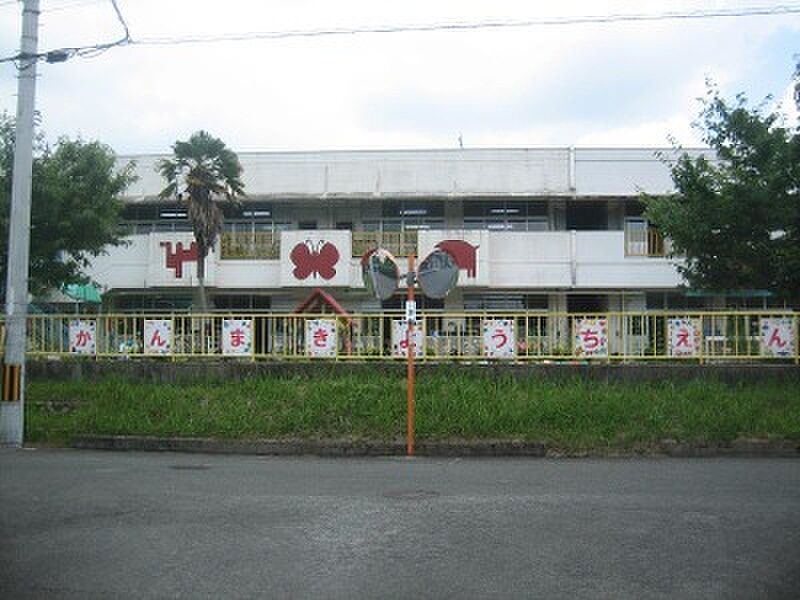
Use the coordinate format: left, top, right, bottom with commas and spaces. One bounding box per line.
85, 146, 777, 315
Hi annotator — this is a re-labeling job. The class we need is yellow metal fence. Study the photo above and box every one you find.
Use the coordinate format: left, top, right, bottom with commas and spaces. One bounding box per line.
2, 311, 797, 362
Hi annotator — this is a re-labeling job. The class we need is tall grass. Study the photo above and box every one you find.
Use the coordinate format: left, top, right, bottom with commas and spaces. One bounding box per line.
26, 370, 800, 450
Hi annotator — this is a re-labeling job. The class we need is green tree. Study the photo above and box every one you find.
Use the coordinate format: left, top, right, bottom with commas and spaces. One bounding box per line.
644, 85, 800, 303
0, 112, 135, 299
157, 131, 244, 311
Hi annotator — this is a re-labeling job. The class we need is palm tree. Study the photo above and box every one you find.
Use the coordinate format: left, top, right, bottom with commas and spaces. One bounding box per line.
158, 131, 244, 311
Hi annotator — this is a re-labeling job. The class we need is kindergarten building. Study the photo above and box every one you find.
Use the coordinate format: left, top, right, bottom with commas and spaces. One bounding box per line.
39, 146, 793, 360
90, 145, 778, 314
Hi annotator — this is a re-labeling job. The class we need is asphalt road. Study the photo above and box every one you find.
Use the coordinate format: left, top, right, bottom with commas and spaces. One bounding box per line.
1, 450, 799, 599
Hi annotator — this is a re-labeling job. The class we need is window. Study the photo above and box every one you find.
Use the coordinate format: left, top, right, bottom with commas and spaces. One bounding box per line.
567, 295, 606, 314
110, 294, 192, 311
214, 295, 271, 310
646, 292, 705, 311
463, 294, 525, 311
463, 200, 548, 231
524, 295, 549, 311
380, 294, 444, 311
625, 217, 648, 255
381, 200, 445, 231
566, 201, 608, 230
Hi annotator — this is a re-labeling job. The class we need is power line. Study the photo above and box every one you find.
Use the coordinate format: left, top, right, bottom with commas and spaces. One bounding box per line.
2, 2, 799, 64
0, 0, 103, 9
133, 4, 800, 46
0, 0, 130, 66
42, 0, 109, 14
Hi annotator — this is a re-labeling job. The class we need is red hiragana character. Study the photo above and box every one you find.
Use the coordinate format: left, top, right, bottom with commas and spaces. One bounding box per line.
492, 328, 508, 348
767, 328, 787, 348
75, 330, 92, 347
149, 330, 167, 348
675, 329, 691, 347
229, 328, 246, 347
313, 328, 329, 348
580, 328, 599, 350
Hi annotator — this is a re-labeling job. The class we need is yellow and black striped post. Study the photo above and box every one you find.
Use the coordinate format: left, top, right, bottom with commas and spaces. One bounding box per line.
1, 363, 22, 403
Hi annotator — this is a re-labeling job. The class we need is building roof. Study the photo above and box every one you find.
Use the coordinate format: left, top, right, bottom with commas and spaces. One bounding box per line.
118, 146, 714, 202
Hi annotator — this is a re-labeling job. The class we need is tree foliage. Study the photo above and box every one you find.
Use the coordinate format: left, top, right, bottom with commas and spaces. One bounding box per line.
644, 86, 800, 303
0, 112, 135, 298
157, 130, 245, 310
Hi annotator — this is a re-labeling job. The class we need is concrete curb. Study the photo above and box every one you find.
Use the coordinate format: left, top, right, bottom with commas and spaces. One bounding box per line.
70, 435, 800, 458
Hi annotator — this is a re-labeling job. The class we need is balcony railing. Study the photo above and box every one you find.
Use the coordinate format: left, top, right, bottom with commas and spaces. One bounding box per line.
220, 231, 280, 259
352, 230, 418, 258
219, 230, 418, 259
625, 226, 671, 257
217, 227, 667, 260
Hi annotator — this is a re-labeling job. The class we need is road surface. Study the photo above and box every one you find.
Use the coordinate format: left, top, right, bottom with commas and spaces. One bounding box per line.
1, 449, 799, 598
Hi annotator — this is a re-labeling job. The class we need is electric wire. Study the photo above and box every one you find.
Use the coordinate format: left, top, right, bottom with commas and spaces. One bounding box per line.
132, 4, 800, 46
1, 2, 799, 66
0, 0, 131, 67
42, 0, 109, 14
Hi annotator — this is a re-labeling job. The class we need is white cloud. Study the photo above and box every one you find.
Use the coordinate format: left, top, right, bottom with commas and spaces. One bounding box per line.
0, 0, 797, 153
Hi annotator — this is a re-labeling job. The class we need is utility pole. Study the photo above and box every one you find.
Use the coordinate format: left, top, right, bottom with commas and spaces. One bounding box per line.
1, 0, 40, 447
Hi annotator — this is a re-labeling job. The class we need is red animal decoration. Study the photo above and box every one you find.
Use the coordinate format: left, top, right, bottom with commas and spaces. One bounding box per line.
435, 240, 478, 278
161, 241, 198, 279
290, 240, 340, 280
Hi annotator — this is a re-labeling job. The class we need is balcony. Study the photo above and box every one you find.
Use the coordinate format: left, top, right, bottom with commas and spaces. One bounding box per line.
624, 225, 671, 257
83, 228, 684, 293
351, 230, 418, 258
220, 231, 280, 259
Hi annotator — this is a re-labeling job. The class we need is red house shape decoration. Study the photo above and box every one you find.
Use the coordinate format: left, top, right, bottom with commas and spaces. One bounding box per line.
435, 240, 479, 278
290, 241, 340, 280
161, 241, 198, 279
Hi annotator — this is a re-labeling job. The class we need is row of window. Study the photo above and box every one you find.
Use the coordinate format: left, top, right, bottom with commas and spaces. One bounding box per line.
108, 293, 788, 313
122, 200, 637, 233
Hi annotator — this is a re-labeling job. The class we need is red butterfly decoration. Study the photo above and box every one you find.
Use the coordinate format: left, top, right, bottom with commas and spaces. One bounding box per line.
290, 240, 340, 280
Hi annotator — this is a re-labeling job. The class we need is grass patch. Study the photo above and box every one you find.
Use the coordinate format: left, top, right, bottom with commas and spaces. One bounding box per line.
25, 370, 800, 451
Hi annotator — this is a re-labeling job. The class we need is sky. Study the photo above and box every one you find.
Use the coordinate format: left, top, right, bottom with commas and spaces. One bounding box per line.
0, 0, 798, 155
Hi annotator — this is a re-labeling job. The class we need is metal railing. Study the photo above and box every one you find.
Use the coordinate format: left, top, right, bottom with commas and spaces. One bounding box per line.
218, 230, 419, 259
220, 231, 280, 259
624, 227, 671, 257
352, 231, 418, 258
3, 311, 797, 362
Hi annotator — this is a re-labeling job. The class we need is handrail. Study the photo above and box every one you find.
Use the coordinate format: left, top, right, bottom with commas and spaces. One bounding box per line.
3, 311, 796, 362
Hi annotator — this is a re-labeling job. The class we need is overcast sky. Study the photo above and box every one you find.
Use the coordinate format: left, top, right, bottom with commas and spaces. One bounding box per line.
0, 0, 798, 155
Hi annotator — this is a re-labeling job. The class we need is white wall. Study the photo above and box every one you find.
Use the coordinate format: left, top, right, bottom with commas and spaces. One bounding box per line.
86, 230, 685, 294
119, 147, 711, 200
574, 148, 715, 197
574, 232, 683, 288
487, 232, 572, 288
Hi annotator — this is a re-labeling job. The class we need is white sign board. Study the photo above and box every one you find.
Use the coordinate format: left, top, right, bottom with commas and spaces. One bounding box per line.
144, 319, 172, 355
280, 231, 352, 287
147, 233, 217, 288
416, 231, 489, 287
306, 319, 337, 357
69, 319, 96, 354
574, 317, 608, 358
222, 319, 253, 355
483, 319, 516, 359
760, 317, 795, 357
668, 317, 701, 357
392, 320, 423, 358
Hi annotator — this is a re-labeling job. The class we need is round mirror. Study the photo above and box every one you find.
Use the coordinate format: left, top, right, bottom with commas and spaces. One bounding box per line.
417, 248, 458, 299
362, 248, 400, 301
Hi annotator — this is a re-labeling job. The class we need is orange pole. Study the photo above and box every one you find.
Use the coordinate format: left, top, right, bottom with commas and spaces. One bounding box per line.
407, 253, 415, 457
